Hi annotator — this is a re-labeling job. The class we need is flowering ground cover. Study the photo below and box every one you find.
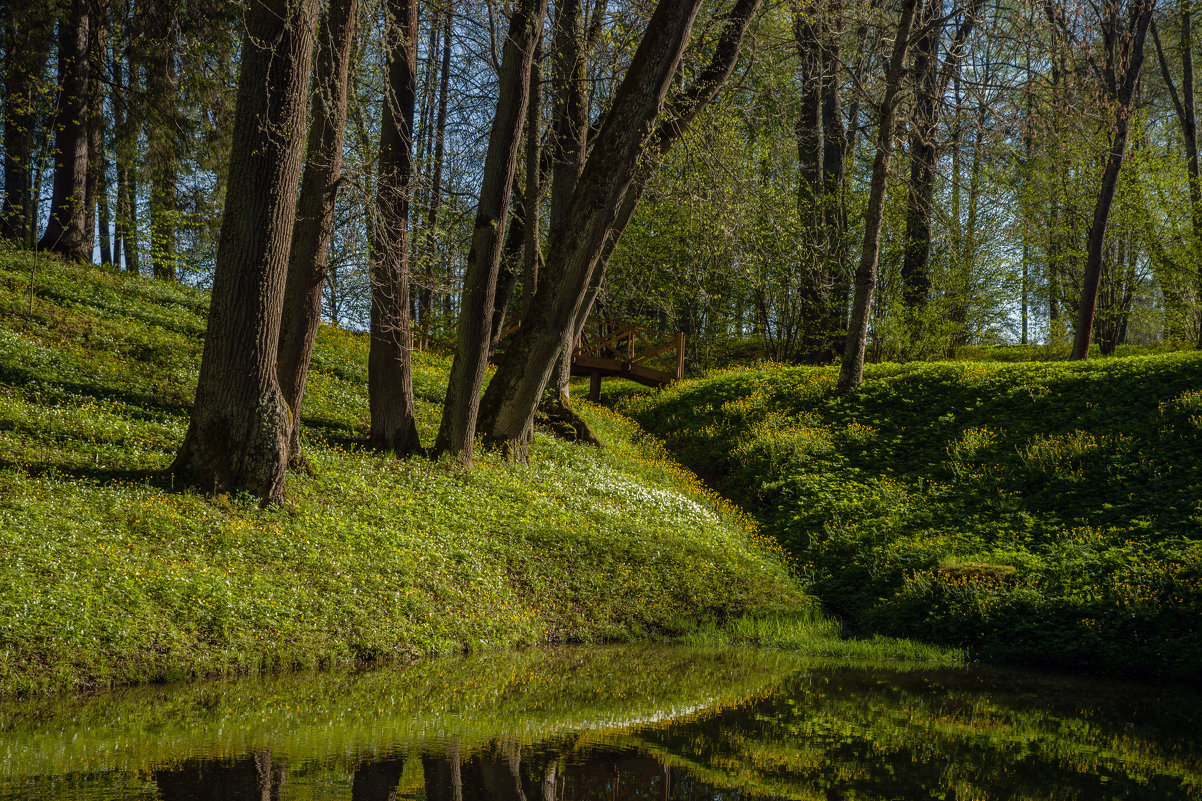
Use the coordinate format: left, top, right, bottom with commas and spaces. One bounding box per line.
0, 248, 829, 696
618, 354, 1202, 680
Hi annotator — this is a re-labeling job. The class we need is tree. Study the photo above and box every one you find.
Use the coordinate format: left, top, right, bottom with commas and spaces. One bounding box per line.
368, 0, 423, 455
435, 0, 549, 466
1152, 0, 1202, 345
900, 0, 979, 327
1069, 0, 1157, 359
170, 0, 319, 503
1, 0, 55, 245
838, 0, 919, 391
277, 0, 359, 466
476, 0, 755, 458
38, 0, 92, 261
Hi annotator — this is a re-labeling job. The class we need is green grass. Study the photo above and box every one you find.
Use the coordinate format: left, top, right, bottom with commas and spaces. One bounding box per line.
0, 246, 823, 696
617, 355, 1202, 680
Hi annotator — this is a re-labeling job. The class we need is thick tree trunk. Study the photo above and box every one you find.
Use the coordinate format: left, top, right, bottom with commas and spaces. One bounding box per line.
370, 0, 423, 455
1, 2, 54, 245
477, 0, 725, 458
170, 0, 318, 504
545, 0, 588, 409
1071, 0, 1154, 360
38, 0, 92, 261
278, 0, 358, 467
837, 0, 919, 391
434, 0, 549, 465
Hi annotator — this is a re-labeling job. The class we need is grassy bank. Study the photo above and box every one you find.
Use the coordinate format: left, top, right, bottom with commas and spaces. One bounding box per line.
617, 356, 1202, 680
0, 247, 820, 696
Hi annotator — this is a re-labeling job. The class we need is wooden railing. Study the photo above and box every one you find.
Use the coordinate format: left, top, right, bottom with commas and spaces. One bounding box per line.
494, 317, 685, 400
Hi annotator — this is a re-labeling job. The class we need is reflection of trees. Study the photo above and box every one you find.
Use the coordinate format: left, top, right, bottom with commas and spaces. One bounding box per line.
155, 752, 285, 801
350, 757, 406, 801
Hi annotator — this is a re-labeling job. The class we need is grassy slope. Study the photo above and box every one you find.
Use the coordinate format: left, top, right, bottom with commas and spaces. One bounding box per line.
618, 356, 1202, 680
0, 247, 810, 696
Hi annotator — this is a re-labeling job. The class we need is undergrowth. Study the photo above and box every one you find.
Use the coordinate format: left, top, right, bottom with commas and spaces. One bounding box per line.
617, 355, 1202, 680
0, 247, 823, 696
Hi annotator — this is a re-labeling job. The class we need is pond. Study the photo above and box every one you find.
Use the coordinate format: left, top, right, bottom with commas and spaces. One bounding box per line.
1, 646, 1199, 800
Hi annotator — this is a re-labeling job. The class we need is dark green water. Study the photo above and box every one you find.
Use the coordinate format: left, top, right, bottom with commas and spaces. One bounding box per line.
1, 646, 1199, 800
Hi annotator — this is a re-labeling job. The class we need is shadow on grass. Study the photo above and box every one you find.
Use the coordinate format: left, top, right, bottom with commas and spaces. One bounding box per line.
0, 456, 165, 487
1, 369, 194, 418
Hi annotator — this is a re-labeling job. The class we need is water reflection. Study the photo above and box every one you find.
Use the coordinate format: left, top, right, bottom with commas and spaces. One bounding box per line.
155, 753, 286, 801
1, 647, 1199, 801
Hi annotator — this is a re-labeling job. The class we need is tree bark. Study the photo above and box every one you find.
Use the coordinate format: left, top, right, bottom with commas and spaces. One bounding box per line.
278, 0, 358, 467
1071, 0, 1155, 360
837, 0, 919, 391
545, 0, 589, 408
38, 0, 92, 261
477, 0, 729, 458
370, 0, 423, 455
170, 0, 319, 504
434, 0, 549, 466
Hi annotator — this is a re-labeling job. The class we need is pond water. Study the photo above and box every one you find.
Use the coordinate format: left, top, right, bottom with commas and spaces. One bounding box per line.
1, 646, 1199, 800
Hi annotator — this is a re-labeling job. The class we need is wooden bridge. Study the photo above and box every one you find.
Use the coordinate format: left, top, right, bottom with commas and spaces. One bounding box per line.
496, 318, 685, 401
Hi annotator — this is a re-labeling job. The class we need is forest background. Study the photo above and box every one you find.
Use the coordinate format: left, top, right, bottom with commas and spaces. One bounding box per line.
3, 0, 1202, 497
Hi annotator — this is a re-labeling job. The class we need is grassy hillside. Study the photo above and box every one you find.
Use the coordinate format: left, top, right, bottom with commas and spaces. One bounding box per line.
617, 355, 1202, 680
0, 246, 813, 696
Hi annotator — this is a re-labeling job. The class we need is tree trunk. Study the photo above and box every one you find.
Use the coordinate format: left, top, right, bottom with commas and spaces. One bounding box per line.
1071, 0, 1155, 360
145, 0, 178, 281
545, 0, 589, 412
477, 0, 727, 458
900, 0, 942, 317
792, 0, 826, 362
434, 0, 549, 466
38, 0, 92, 261
521, 41, 545, 316
419, 8, 453, 332
901, 0, 978, 337
819, 0, 850, 358
123, 166, 140, 274
278, 0, 358, 467
86, 5, 109, 265
170, 0, 319, 504
1152, 4, 1202, 346
1, 1, 54, 245
837, 0, 919, 391
370, 0, 423, 455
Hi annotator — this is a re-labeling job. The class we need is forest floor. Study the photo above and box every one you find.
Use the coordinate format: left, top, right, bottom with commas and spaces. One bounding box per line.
0, 247, 958, 697
613, 350, 1202, 681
